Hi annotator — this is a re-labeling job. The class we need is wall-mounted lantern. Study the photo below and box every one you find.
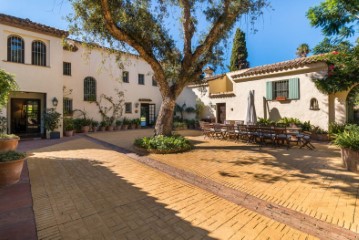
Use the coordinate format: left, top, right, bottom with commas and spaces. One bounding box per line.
52, 97, 59, 107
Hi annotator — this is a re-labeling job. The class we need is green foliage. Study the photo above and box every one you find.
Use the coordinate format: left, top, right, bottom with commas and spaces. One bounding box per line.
0, 69, 18, 108
43, 108, 62, 132
195, 99, 205, 120
115, 120, 122, 126
306, 0, 358, 40
328, 122, 347, 134
334, 125, 359, 151
122, 118, 131, 125
91, 120, 99, 127
312, 48, 359, 94
277, 117, 302, 126
0, 116, 7, 134
132, 118, 141, 125
312, 37, 352, 54
0, 151, 26, 162
0, 134, 19, 139
296, 43, 310, 57
63, 118, 75, 131
230, 28, 250, 71
100, 120, 109, 127
301, 121, 312, 131
257, 117, 275, 126
315, 127, 329, 134
173, 121, 187, 129
73, 118, 92, 131
134, 135, 192, 153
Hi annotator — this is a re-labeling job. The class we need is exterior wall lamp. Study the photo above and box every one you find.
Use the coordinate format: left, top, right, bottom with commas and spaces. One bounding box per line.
52, 97, 59, 107
135, 102, 139, 108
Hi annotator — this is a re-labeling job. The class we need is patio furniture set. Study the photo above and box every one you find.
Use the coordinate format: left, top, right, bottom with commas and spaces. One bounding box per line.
200, 121, 315, 150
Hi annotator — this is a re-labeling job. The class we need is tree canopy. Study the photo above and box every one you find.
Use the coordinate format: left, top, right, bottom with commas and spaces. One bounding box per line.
296, 43, 310, 58
68, 0, 268, 135
307, 0, 359, 40
229, 28, 249, 71
312, 37, 352, 54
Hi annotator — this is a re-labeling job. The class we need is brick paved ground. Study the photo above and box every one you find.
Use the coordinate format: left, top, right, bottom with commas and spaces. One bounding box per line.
90, 129, 359, 235
28, 138, 315, 239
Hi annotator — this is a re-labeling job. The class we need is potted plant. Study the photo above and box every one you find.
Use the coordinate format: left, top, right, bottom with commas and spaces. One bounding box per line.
91, 120, 99, 132
106, 123, 114, 131
134, 118, 141, 129
0, 151, 27, 187
63, 118, 75, 137
115, 120, 122, 131
122, 118, 130, 130
81, 118, 92, 133
0, 134, 20, 153
43, 108, 62, 139
334, 125, 359, 172
99, 120, 108, 131
130, 119, 137, 130
313, 127, 329, 141
276, 96, 287, 101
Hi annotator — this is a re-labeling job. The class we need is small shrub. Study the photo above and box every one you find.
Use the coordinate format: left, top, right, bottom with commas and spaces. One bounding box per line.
334, 125, 359, 151
43, 108, 62, 132
277, 117, 302, 126
115, 120, 122, 126
63, 118, 74, 131
91, 120, 99, 128
134, 135, 192, 154
0, 151, 26, 162
257, 118, 275, 126
329, 122, 346, 135
301, 121, 312, 131
0, 134, 19, 139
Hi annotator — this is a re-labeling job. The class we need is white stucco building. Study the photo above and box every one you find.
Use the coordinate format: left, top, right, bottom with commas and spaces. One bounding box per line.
0, 13, 161, 138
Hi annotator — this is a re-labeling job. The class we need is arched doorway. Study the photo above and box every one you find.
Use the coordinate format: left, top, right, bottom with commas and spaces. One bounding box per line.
347, 85, 359, 123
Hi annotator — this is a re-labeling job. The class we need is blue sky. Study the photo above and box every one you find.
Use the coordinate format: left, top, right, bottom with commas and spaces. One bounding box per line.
0, 0, 340, 71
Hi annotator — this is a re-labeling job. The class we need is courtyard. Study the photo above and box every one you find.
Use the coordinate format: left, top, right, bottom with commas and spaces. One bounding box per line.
1, 129, 358, 239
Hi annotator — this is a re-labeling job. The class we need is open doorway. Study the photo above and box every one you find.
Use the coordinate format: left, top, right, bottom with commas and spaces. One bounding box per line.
216, 103, 226, 123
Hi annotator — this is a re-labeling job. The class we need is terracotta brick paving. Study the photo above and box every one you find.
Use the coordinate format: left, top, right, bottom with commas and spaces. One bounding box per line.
90, 130, 359, 235
28, 138, 315, 239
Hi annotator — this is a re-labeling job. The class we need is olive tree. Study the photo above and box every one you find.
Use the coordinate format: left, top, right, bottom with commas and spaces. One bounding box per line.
69, 0, 267, 135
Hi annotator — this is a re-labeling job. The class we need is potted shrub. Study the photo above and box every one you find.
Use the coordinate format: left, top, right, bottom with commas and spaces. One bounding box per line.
81, 118, 92, 133
106, 123, 114, 131
115, 120, 122, 131
313, 127, 329, 141
334, 125, 359, 172
73, 118, 83, 133
43, 108, 62, 139
122, 118, 130, 130
63, 118, 75, 137
0, 151, 27, 187
91, 120, 99, 132
134, 118, 141, 129
130, 119, 137, 130
99, 121, 108, 131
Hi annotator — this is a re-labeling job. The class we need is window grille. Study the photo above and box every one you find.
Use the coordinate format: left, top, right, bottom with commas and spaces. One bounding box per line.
7, 36, 24, 63
63, 98, 73, 115
63, 62, 71, 76
125, 102, 132, 113
84, 77, 96, 101
123, 71, 129, 83
138, 74, 145, 85
273, 80, 289, 98
32, 41, 46, 66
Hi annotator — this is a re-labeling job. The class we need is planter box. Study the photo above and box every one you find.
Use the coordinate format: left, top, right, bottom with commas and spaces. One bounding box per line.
275, 96, 287, 101
0, 158, 25, 187
50, 132, 60, 139
341, 148, 359, 172
312, 133, 330, 142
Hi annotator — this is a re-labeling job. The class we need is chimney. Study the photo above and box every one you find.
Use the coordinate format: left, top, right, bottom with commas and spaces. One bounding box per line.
203, 67, 214, 78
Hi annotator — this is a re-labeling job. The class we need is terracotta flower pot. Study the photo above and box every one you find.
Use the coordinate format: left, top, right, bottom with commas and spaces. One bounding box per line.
130, 124, 136, 129
122, 125, 129, 130
64, 130, 74, 137
81, 126, 90, 133
0, 158, 25, 187
341, 148, 359, 172
106, 126, 114, 131
0, 138, 19, 153
100, 126, 106, 131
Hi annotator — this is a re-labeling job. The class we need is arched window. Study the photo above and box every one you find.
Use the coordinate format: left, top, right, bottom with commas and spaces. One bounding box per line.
84, 77, 96, 101
7, 35, 24, 63
32, 41, 46, 66
310, 98, 319, 110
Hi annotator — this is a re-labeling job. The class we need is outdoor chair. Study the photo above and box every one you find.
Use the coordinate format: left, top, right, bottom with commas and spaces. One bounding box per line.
298, 131, 315, 150
225, 124, 237, 140
260, 126, 276, 145
236, 125, 248, 142
274, 127, 290, 148
202, 123, 213, 139
246, 125, 260, 143
212, 124, 225, 139
235, 120, 244, 126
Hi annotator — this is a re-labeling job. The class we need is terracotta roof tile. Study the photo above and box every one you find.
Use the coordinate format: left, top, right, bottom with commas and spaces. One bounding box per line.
232, 55, 324, 79
0, 13, 68, 37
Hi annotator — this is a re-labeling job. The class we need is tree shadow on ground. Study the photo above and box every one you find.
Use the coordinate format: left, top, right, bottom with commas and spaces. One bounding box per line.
28, 155, 214, 239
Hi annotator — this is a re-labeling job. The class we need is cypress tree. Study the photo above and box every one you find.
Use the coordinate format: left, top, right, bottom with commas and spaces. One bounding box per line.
230, 28, 250, 71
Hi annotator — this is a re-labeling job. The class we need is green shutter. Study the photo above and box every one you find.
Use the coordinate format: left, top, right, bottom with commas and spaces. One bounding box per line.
266, 81, 273, 100
288, 78, 299, 100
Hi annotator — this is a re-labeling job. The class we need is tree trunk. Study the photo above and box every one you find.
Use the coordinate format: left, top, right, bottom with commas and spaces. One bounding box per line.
155, 96, 176, 136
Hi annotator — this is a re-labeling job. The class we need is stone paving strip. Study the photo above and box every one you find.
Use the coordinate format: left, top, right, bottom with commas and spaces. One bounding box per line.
88, 130, 359, 238
28, 138, 314, 239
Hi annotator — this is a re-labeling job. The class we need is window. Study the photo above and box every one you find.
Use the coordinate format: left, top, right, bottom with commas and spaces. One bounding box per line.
32, 41, 46, 66
152, 77, 157, 86
123, 71, 129, 83
138, 74, 144, 85
7, 35, 24, 63
125, 102, 132, 113
266, 78, 299, 101
310, 98, 319, 110
63, 98, 73, 115
84, 77, 97, 101
273, 80, 289, 99
63, 62, 71, 76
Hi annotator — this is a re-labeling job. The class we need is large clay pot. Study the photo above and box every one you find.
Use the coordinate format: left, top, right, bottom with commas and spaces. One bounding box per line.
0, 138, 19, 153
106, 126, 114, 131
122, 125, 129, 130
0, 158, 25, 187
81, 126, 90, 133
341, 148, 359, 172
64, 130, 74, 137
